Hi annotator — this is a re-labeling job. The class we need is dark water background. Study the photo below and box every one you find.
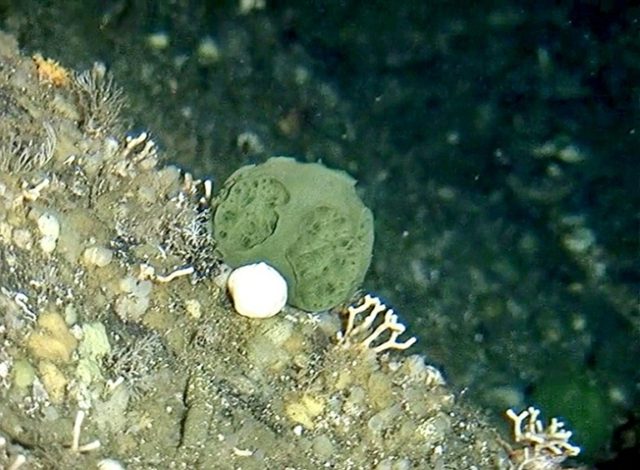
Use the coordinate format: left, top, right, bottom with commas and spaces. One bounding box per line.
2, 0, 638, 465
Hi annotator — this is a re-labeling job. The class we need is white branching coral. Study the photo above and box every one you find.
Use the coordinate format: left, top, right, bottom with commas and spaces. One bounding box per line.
506, 406, 580, 469
118, 131, 159, 172
338, 294, 417, 353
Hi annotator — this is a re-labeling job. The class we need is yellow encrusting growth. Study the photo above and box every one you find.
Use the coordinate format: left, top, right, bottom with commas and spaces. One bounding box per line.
285, 394, 325, 429
26, 311, 78, 363
37, 361, 67, 404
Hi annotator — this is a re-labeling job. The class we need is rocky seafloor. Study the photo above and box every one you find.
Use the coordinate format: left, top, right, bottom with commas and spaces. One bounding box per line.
2, 2, 637, 467
0, 30, 543, 469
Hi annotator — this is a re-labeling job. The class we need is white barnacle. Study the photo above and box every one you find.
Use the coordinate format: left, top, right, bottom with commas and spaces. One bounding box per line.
227, 262, 287, 319
37, 212, 60, 253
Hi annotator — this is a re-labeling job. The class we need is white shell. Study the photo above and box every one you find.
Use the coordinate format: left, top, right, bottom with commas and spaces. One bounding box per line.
227, 262, 287, 318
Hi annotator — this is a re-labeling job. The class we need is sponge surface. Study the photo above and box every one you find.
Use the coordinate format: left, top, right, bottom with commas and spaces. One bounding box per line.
213, 157, 374, 311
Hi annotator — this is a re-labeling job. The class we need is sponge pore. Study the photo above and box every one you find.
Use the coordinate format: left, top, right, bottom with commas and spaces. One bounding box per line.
214, 176, 289, 251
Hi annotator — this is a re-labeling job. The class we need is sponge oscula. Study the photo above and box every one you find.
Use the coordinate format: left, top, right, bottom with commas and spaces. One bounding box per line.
213, 157, 374, 311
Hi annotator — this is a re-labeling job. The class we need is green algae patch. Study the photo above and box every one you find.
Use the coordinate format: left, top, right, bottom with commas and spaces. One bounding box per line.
12, 358, 36, 389
78, 322, 111, 359
213, 157, 374, 311
532, 370, 614, 461
75, 322, 111, 384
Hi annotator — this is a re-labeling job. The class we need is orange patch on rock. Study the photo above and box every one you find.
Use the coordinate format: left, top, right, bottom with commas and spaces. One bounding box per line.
32, 53, 71, 87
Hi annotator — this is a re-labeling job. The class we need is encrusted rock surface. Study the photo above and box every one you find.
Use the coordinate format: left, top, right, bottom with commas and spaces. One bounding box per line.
0, 30, 511, 469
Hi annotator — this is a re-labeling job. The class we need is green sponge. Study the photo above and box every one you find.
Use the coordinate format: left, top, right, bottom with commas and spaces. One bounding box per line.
213, 157, 374, 311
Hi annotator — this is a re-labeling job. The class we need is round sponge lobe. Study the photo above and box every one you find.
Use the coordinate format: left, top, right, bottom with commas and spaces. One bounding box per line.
213, 157, 374, 311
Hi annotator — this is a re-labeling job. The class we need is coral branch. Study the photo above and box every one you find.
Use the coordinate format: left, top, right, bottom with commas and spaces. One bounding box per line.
506, 406, 580, 468
339, 294, 416, 353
